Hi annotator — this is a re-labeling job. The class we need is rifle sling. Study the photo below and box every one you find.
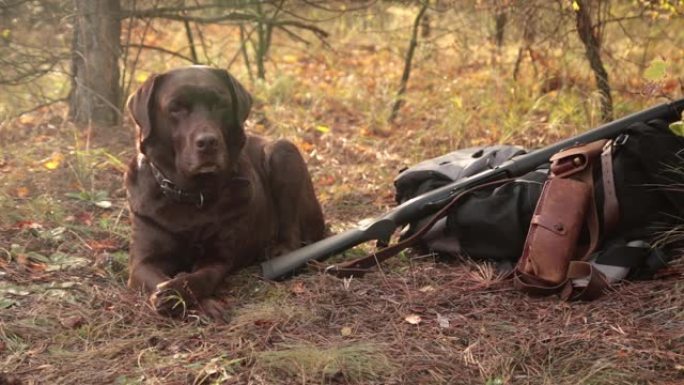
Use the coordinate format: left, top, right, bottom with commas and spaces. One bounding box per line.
316, 178, 514, 278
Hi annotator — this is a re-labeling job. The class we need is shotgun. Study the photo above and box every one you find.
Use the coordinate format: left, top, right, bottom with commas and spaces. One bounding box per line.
261, 99, 684, 280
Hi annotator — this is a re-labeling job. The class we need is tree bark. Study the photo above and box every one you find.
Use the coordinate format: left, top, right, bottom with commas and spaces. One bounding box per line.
69, 0, 122, 126
494, 5, 507, 48
574, 0, 613, 122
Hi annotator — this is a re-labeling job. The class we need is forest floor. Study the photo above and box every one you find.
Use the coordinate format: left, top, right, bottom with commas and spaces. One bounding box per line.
2, 14, 684, 385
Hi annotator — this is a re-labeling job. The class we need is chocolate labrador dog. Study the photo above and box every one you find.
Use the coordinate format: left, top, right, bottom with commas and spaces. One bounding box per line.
125, 66, 325, 318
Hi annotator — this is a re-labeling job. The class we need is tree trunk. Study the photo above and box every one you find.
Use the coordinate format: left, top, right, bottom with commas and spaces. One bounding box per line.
69, 0, 122, 126
574, 0, 613, 122
494, 5, 507, 48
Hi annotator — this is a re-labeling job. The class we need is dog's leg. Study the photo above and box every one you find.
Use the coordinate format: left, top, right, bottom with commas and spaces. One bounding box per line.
127, 217, 183, 293
264, 139, 325, 255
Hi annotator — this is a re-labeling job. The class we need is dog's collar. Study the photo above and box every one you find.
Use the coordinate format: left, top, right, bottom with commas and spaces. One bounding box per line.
140, 155, 207, 208
139, 154, 251, 209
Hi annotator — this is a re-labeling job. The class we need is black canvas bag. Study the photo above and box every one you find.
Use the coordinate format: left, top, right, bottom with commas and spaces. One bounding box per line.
394, 145, 535, 259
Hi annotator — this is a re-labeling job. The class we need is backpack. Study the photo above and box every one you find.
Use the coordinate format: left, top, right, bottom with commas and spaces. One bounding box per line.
393, 145, 533, 258
402, 120, 683, 299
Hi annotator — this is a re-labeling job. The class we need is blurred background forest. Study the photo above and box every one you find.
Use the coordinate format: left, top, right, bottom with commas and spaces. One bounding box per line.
2, 0, 683, 127
1, 1, 684, 384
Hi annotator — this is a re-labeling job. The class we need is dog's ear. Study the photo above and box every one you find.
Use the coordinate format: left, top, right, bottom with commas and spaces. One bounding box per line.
210, 68, 253, 125
127, 74, 161, 152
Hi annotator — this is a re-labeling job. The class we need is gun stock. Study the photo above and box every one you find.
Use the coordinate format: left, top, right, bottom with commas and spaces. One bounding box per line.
261, 99, 684, 280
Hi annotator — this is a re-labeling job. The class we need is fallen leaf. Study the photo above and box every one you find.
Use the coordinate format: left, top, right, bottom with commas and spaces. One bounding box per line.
19, 113, 38, 125
75, 212, 93, 226
45, 252, 90, 272
88, 239, 119, 252
315, 125, 331, 134
282, 54, 298, 63
43, 152, 64, 170
296, 140, 314, 153
418, 285, 435, 293
451, 96, 463, 109
404, 314, 422, 325
60, 315, 85, 329
644, 58, 667, 81
318, 175, 335, 186
14, 221, 43, 230
437, 313, 450, 329
94, 200, 112, 209
0, 298, 17, 309
291, 281, 307, 295
16, 186, 29, 198
670, 121, 684, 137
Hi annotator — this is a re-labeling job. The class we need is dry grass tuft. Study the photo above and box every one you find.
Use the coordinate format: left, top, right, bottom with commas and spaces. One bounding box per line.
255, 343, 396, 383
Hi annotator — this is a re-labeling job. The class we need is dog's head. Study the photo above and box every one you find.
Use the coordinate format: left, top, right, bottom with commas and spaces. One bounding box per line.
127, 66, 252, 187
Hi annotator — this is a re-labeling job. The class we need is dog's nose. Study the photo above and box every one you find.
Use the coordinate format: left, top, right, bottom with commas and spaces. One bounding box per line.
195, 133, 218, 152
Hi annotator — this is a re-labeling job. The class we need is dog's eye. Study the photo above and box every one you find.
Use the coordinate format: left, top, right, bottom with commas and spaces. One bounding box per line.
169, 102, 189, 116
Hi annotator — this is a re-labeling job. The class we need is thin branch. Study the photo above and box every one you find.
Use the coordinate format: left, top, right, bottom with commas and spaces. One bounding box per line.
239, 24, 255, 83
272, 20, 329, 39
123, 43, 196, 63
120, 0, 137, 101
389, 2, 429, 124
124, 10, 255, 24
183, 18, 199, 63
123, 3, 155, 103
277, 25, 312, 46
120, 3, 257, 18
10, 97, 68, 120
183, 0, 211, 64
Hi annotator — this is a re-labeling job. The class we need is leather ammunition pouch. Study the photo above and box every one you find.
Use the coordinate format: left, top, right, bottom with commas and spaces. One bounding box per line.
514, 139, 618, 300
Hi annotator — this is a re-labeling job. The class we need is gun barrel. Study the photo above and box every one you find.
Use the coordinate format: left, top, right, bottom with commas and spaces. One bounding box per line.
261, 99, 684, 280
261, 228, 367, 280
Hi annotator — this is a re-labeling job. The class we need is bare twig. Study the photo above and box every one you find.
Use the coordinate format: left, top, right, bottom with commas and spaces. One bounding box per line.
388, 2, 429, 124
123, 43, 196, 63
239, 24, 255, 83
124, 10, 255, 24
123, 2, 155, 104
9, 97, 68, 119
183, 18, 199, 64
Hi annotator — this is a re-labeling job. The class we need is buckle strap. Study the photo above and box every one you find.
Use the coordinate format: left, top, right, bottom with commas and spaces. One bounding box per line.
601, 140, 620, 235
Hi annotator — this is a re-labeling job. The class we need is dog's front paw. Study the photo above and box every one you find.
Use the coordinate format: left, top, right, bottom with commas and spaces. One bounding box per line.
149, 276, 194, 318
198, 298, 230, 323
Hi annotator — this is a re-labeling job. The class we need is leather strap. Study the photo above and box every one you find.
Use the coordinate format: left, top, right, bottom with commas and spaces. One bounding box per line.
561, 261, 609, 300
513, 269, 571, 297
601, 140, 620, 235
576, 161, 600, 261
